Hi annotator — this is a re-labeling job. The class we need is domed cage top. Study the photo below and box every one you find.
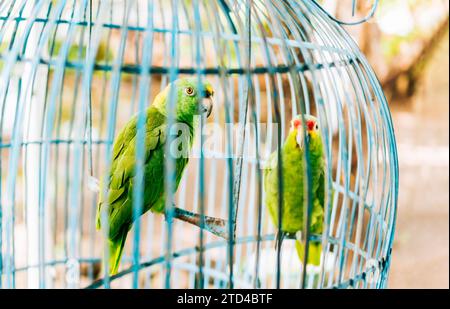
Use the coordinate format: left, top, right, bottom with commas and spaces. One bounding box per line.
0, 0, 398, 289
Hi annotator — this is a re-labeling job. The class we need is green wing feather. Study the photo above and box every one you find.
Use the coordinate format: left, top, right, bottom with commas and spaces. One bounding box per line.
264, 129, 325, 267
295, 149, 325, 267
264, 133, 305, 234
96, 107, 168, 274
263, 151, 278, 228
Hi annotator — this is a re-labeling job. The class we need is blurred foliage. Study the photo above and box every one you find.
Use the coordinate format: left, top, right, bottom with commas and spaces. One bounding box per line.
380, 30, 419, 61
0, 41, 7, 54
0, 41, 8, 70
48, 39, 114, 64
377, 0, 446, 61
0, 38, 113, 72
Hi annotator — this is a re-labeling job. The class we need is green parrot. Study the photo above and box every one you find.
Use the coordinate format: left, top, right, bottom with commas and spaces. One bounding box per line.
264, 114, 325, 266
96, 78, 214, 275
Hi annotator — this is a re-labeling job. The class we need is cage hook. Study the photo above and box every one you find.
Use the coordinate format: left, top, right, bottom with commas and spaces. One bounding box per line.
313, 0, 379, 26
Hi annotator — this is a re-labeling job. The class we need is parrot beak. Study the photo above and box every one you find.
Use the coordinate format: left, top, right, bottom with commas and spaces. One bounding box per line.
202, 96, 213, 118
296, 129, 304, 148
296, 129, 310, 148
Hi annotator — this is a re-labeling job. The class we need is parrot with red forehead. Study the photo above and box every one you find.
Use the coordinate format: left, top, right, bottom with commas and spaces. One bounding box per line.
264, 114, 325, 266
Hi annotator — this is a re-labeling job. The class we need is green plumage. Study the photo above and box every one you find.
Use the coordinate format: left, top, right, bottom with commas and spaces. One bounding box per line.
264, 115, 325, 266
96, 78, 214, 274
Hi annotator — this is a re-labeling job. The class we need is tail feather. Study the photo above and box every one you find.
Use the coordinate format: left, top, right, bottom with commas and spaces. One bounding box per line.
295, 240, 322, 266
108, 229, 128, 275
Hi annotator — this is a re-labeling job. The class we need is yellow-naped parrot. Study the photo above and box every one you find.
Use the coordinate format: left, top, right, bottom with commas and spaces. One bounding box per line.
264, 114, 325, 266
96, 78, 214, 274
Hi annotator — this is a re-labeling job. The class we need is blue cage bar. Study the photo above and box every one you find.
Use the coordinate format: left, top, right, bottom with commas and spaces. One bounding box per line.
0, 0, 398, 289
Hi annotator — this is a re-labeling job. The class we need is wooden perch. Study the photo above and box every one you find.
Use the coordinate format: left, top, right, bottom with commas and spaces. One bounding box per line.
168, 206, 229, 240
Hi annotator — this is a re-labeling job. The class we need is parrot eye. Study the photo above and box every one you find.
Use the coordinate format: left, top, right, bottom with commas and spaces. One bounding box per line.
185, 87, 195, 96
315, 123, 319, 130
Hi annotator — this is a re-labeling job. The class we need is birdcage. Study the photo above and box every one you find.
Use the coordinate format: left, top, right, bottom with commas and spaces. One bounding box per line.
0, 0, 398, 289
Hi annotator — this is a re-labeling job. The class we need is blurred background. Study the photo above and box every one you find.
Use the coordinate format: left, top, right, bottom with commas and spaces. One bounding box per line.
326, 0, 449, 288
0, 0, 448, 289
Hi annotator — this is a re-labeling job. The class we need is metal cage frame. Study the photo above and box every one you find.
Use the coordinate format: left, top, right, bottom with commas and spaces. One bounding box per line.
0, 0, 398, 289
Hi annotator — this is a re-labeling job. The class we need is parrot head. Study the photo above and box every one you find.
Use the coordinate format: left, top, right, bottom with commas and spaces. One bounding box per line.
154, 77, 214, 120
290, 114, 320, 148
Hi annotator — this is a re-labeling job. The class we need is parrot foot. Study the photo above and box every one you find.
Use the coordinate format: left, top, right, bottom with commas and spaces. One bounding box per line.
169, 206, 229, 240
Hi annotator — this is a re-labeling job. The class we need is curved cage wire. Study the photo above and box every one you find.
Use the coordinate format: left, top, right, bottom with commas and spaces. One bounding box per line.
0, 0, 398, 289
